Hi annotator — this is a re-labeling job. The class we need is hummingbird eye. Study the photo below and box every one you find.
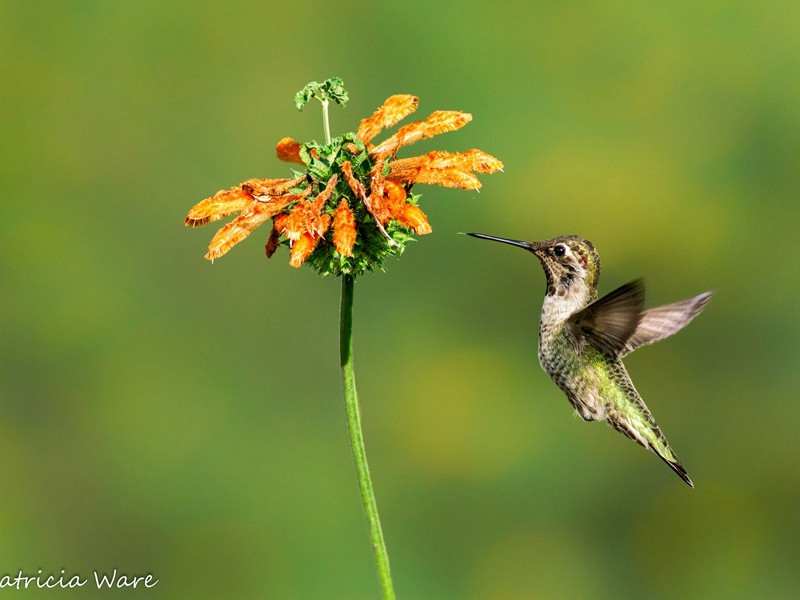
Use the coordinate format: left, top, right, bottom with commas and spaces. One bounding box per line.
553, 244, 567, 257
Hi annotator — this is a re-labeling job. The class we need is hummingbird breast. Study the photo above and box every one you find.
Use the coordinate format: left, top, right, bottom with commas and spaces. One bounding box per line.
537, 293, 609, 421
538, 323, 609, 422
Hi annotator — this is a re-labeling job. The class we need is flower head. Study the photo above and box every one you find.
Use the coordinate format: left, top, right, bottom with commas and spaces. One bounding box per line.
185, 81, 502, 276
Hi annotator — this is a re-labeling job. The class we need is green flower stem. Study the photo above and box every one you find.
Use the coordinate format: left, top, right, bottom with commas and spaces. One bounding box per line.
322, 99, 332, 145
339, 274, 396, 600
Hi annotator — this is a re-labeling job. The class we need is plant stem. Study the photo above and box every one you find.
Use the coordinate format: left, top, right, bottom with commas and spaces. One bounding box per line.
322, 99, 332, 145
339, 274, 396, 600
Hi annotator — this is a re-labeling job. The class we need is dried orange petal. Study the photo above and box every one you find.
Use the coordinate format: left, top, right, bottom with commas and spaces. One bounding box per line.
371, 111, 472, 158
395, 204, 432, 235
312, 174, 338, 211
264, 223, 281, 258
289, 233, 318, 268
332, 199, 356, 256
374, 179, 407, 225
281, 176, 337, 240
342, 160, 392, 240
389, 149, 503, 175
243, 175, 305, 197
204, 194, 300, 260
458, 149, 504, 174
388, 166, 481, 190
357, 94, 420, 144
185, 186, 253, 228
276, 137, 303, 164
206, 203, 276, 260
367, 157, 385, 208
279, 205, 305, 241
383, 179, 407, 209
272, 212, 289, 232
340, 161, 367, 200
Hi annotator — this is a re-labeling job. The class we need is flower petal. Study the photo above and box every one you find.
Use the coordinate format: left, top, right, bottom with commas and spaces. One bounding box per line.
342, 160, 394, 242
389, 149, 503, 175
395, 204, 432, 235
243, 175, 305, 197
383, 179, 407, 208
280, 175, 337, 240
204, 195, 298, 260
279, 208, 305, 241
340, 160, 367, 200
369, 178, 406, 225
275, 137, 303, 164
367, 157, 386, 211
356, 94, 420, 144
370, 111, 472, 158
264, 223, 282, 258
312, 173, 339, 211
459, 149, 504, 174
185, 186, 253, 228
289, 233, 318, 268
332, 199, 356, 256
388, 166, 481, 190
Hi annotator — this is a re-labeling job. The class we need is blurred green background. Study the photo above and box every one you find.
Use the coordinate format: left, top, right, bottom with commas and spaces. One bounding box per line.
2, 1, 799, 598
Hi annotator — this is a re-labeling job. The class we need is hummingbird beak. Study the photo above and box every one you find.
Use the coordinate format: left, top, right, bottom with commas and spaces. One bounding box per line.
466, 232, 539, 253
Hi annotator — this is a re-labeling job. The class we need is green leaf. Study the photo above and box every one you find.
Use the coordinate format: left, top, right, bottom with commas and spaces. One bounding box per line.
293, 84, 314, 111
322, 77, 349, 106
294, 77, 350, 111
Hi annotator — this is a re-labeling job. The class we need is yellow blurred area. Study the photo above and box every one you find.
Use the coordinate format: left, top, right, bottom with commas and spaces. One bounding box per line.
387, 349, 538, 480
634, 483, 771, 597
471, 528, 601, 599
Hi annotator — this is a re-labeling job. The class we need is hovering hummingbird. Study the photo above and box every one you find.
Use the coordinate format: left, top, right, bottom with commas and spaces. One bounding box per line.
467, 233, 713, 486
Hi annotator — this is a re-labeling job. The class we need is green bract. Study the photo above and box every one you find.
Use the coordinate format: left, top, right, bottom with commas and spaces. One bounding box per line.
283, 132, 420, 277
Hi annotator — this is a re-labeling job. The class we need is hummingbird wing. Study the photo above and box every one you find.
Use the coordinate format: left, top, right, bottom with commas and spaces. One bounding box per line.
566, 279, 645, 356
619, 291, 714, 357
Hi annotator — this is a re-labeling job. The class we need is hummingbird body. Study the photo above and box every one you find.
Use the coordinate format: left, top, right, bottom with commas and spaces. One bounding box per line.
468, 233, 713, 487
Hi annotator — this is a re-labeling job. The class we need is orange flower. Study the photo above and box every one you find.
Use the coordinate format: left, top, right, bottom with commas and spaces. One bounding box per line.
185, 93, 502, 274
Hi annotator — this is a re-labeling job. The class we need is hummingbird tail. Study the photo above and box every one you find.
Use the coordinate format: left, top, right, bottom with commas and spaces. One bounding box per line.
657, 453, 694, 488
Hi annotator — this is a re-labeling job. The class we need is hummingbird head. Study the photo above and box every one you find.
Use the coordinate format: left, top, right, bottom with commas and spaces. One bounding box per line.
467, 233, 601, 300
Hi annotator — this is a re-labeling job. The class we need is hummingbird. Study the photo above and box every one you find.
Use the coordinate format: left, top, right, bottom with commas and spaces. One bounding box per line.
467, 232, 713, 487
